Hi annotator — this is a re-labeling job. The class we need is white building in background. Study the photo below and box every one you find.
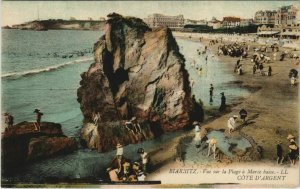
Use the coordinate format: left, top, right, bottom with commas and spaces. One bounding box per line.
275, 5, 299, 25
144, 14, 185, 28
240, 18, 254, 27
254, 10, 277, 25
184, 19, 207, 26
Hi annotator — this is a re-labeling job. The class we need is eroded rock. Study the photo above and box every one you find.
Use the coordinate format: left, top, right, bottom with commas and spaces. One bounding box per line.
77, 13, 203, 152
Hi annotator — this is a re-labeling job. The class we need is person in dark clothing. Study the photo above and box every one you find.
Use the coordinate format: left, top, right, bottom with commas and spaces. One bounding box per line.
34, 109, 44, 131
209, 84, 214, 98
268, 66, 272, 76
236, 59, 240, 66
253, 64, 257, 74
8, 114, 14, 127
280, 53, 285, 61
276, 141, 284, 164
288, 140, 299, 165
219, 92, 226, 112
239, 108, 248, 123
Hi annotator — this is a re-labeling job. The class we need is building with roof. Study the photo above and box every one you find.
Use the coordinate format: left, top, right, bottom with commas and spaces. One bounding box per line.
222, 17, 241, 28
240, 18, 254, 27
144, 14, 185, 28
254, 10, 277, 25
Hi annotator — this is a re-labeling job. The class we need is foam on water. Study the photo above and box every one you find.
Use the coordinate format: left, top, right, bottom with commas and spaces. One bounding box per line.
2, 57, 93, 78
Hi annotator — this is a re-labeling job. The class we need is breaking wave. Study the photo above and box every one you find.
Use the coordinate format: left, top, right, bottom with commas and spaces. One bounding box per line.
2, 57, 93, 78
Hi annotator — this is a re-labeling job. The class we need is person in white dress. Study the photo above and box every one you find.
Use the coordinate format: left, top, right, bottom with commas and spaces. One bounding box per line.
227, 115, 238, 133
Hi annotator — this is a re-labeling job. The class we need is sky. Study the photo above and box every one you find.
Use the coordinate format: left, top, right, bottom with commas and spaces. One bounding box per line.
1, 1, 299, 26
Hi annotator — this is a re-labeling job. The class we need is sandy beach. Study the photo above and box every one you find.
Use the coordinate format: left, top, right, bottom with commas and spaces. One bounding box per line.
145, 32, 299, 186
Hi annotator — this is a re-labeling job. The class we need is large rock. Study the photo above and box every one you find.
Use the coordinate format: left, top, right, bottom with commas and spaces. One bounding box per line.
77, 13, 203, 152
1, 122, 77, 173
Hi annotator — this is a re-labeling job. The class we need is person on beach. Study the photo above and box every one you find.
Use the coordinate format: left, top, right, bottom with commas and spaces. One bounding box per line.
34, 109, 43, 131
288, 140, 299, 165
259, 63, 264, 76
125, 117, 142, 135
227, 115, 238, 134
237, 65, 243, 75
116, 143, 124, 173
194, 121, 200, 133
291, 76, 296, 86
268, 66, 272, 76
239, 108, 247, 123
276, 141, 284, 165
190, 79, 195, 88
137, 148, 149, 173
253, 64, 257, 75
219, 92, 226, 112
209, 84, 214, 98
206, 138, 217, 159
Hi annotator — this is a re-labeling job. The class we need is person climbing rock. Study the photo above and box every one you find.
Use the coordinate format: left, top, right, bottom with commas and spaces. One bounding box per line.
125, 117, 142, 135
34, 109, 43, 131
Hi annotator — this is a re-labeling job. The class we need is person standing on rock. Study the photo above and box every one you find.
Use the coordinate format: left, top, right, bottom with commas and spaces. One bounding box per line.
4, 113, 14, 128
219, 92, 226, 112
34, 109, 43, 131
125, 117, 142, 135
276, 141, 284, 165
227, 115, 238, 134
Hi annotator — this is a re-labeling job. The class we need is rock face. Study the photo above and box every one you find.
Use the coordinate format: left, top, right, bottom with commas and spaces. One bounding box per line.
1, 122, 77, 173
77, 13, 203, 152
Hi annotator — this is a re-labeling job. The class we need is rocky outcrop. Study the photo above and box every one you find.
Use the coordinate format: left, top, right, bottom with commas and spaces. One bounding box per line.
77, 13, 203, 152
1, 122, 77, 173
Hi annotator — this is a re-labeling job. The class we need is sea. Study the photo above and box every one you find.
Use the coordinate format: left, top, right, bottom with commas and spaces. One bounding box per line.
1, 29, 249, 182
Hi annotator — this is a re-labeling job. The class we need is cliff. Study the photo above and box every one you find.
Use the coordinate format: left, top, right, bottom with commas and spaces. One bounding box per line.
1, 122, 77, 174
11, 19, 105, 31
77, 13, 203, 152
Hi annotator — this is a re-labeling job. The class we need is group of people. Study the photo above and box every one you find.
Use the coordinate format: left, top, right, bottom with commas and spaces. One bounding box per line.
276, 134, 299, 165
3, 109, 43, 132
107, 143, 149, 182
218, 43, 248, 58
193, 121, 218, 159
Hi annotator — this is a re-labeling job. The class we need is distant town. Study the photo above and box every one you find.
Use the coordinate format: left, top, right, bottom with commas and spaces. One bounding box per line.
4, 4, 299, 39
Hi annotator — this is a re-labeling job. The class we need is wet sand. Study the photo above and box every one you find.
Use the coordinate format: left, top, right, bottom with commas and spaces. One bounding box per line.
147, 32, 299, 184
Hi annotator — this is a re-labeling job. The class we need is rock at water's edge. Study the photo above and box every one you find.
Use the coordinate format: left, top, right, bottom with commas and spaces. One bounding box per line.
1, 122, 78, 173
77, 13, 203, 152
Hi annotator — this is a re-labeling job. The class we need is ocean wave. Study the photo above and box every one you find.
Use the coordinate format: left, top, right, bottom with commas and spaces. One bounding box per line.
2, 57, 94, 78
